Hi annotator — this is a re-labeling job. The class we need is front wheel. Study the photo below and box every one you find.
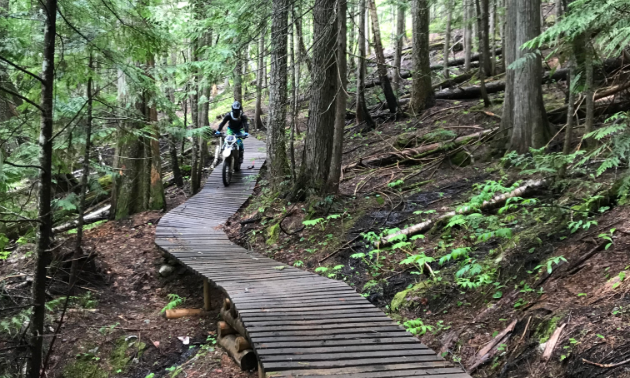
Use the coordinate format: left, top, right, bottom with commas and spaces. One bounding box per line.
222, 156, 233, 186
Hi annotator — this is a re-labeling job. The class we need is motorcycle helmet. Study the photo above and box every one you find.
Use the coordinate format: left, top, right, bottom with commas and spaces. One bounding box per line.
231, 101, 241, 120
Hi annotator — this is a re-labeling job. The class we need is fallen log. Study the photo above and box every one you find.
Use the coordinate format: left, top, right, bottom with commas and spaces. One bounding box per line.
52, 205, 111, 234
342, 128, 496, 173
235, 336, 251, 352
547, 100, 630, 124
218, 334, 257, 370
220, 301, 247, 337
546, 80, 630, 121
218, 320, 237, 338
380, 179, 547, 246
432, 71, 475, 90
165, 308, 204, 319
469, 320, 517, 373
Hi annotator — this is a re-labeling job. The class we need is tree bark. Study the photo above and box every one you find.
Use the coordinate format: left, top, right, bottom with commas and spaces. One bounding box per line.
393, 2, 405, 94
507, 0, 550, 153
348, 0, 357, 75
464, 0, 473, 70
293, 8, 312, 74
294, 0, 338, 197
356, 0, 375, 131
478, 0, 492, 76
328, 0, 348, 192
368, 0, 397, 113
584, 42, 595, 148
475, 0, 491, 107
409, 0, 435, 115
148, 56, 166, 211
255, 32, 265, 131
490, 0, 497, 74
267, 0, 290, 187
190, 40, 201, 194
28, 0, 57, 375
443, 0, 453, 79
70, 53, 93, 287
289, 12, 297, 181
233, 46, 243, 103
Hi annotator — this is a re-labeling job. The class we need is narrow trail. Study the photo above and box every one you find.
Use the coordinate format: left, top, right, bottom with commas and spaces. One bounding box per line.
155, 136, 470, 377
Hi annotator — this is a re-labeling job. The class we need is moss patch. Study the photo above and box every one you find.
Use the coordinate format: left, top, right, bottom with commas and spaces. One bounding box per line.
536, 315, 563, 344
266, 223, 280, 246
391, 281, 432, 311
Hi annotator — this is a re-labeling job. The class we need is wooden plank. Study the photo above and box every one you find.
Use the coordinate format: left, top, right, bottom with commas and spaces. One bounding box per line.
263, 357, 449, 371
270, 368, 468, 378
256, 343, 430, 355
260, 350, 438, 362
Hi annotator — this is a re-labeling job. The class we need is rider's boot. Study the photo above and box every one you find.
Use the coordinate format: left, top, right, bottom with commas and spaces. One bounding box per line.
239, 148, 244, 164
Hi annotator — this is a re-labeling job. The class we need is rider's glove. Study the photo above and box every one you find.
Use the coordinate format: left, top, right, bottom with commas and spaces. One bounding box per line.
214, 131, 221, 137
242, 132, 249, 138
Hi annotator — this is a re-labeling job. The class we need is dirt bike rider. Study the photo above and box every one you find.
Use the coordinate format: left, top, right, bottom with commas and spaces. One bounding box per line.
215, 101, 249, 164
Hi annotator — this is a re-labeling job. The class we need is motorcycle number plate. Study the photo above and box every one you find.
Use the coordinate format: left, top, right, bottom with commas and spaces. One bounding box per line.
222, 149, 232, 158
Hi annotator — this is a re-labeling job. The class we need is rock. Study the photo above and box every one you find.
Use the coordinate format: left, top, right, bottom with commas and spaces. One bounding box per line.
159, 265, 175, 277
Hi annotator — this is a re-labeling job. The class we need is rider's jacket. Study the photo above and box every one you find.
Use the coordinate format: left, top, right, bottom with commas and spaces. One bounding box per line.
217, 112, 249, 133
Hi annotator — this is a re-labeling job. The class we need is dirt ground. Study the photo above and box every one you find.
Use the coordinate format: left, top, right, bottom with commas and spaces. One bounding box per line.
0, 183, 257, 378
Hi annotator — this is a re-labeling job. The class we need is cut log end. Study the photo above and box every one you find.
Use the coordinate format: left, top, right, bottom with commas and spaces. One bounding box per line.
164, 308, 204, 319
218, 334, 258, 371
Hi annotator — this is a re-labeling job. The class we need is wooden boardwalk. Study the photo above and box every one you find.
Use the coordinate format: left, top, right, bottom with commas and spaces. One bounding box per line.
155, 136, 471, 378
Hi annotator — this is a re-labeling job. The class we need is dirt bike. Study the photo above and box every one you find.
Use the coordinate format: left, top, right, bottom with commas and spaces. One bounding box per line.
212, 132, 247, 187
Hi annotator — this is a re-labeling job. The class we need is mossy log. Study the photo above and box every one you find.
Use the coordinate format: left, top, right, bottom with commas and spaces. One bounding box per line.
342, 128, 497, 173
379, 179, 547, 246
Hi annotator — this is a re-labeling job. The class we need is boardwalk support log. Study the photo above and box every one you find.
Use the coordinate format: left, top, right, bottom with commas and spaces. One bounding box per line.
218, 334, 257, 370
203, 279, 211, 311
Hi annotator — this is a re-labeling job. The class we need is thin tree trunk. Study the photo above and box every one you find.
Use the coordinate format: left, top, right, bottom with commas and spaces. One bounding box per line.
294, 0, 338, 197
394, 2, 405, 94
267, 0, 290, 187
507, 0, 550, 153
410, 0, 435, 114
348, 0, 357, 75
478, 0, 492, 76
255, 31, 264, 131
443, 1, 453, 79
559, 60, 576, 178
464, 0, 472, 70
293, 8, 313, 74
289, 11, 297, 181
328, 0, 348, 192
233, 46, 243, 103
28, 0, 57, 375
368, 0, 397, 113
584, 42, 595, 148
498, 0, 506, 73
499, 0, 516, 147
356, 0, 375, 131
366, 6, 371, 55
475, 0, 491, 106
148, 55, 166, 211
70, 53, 94, 287
471, 0, 478, 50
490, 0, 497, 74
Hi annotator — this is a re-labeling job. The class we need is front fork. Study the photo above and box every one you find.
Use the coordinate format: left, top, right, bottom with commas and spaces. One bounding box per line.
212, 137, 223, 168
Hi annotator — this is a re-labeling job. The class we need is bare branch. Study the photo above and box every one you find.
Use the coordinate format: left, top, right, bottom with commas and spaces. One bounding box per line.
0, 55, 45, 84
0, 85, 44, 112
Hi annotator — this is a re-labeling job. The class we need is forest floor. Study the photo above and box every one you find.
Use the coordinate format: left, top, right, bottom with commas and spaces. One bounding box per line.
224, 88, 630, 377
0, 179, 257, 378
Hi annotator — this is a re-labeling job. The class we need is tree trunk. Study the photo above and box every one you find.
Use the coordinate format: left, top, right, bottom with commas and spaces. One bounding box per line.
498, 0, 506, 73
499, 0, 515, 146
478, 0, 492, 76
70, 53, 93, 287
356, 0, 375, 131
293, 0, 338, 197
190, 43, 201, 194
368, 0, 397, 113
393, 2, 405, 94
28, 0, 57, 375
267, 0, 290, 187
366, 6, 371, 55
475, 0, 491, 107
348, 0, 357, 75
328, 0, 348, 192
489, 0, 496, 74
443, 0, 453, 79
507, 0, 550, 153
293, 8, 312, 74
148, 56, 166, 211
255, 32, 265, 131
289, 12, 297, 181
464, 0, 473, 70
563, 61, 575, 156
409, 0, 435, 115
233, 47, 243, 103
584, 42, 595, 148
